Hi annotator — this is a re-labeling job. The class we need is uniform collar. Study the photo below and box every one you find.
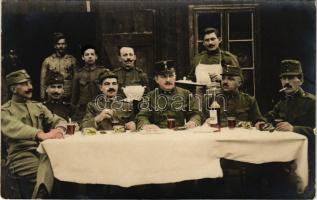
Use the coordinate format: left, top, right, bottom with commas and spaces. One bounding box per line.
83, 64, 97, 71
158, 87, 177, 95
206, 48, 220, 55
285, 87, 305, 100
52, 53, 68, 59
12, 94, 29, 103
46, 98, 64, 104
223, 90, 239, 99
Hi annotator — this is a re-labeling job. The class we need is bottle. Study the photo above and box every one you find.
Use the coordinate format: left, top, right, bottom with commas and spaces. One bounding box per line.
209, 87, 221, 130
209, 100, 221, 129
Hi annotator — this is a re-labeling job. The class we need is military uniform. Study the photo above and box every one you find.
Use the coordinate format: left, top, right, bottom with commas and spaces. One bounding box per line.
188, 49, 239, 81
81, 97, 134, 130
136, 60, 203, 130
40, 53, 77, 100
2, 70, 67, 198
43, 99, 76, 121
43, 72, 77, 121
265, 60, 315, 197
71, 65, 110, 119
112, 66, 149, 96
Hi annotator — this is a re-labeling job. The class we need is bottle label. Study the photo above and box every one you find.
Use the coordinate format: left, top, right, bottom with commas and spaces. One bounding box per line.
209, 110, 218, 124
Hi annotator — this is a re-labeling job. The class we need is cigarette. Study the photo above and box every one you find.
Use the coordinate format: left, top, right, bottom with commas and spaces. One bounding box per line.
279, 87, 288, 92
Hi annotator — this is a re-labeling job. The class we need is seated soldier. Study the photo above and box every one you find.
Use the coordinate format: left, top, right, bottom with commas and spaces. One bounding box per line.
81, 71, 136, 131
260, 60, 315, 198
204, 65, 265, 126
136, 60, 203, 130
1, 69, 66, 199
43, 71, 77, 121
203, 65, 266, 198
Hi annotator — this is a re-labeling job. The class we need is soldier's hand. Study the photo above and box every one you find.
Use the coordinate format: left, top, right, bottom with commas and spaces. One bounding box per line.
47, 128, 64, 139
142, 124, 160, 130
275, 121, 294, 132
185, 121, 197, 129
125, 121, 136, 131
255, 121, 266, 130
209, 73, 221, 82
95, 109, 113, 123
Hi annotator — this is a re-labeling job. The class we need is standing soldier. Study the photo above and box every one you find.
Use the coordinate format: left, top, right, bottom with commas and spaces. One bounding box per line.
262, 59, 315, 198
71, 44, 111, 120
188, 27, 239, 95
113, 47, 149, 92
43, 71, 77, 121
136, 60, 203, 130
40, 32, 77, 102
1, 69, 67, 198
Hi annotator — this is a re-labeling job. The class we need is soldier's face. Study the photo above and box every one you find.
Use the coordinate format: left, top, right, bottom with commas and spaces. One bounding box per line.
54, 38, 67, 55
280, 75, 303, 94
82, 48, 97, 65
221, 75, 241, 92
119, 47, 136, 68
155, 73, 176, 91
14, 81, 33, 99
100, 78, 118, 98
46, 84, 64, 100
203, 32, 222, 52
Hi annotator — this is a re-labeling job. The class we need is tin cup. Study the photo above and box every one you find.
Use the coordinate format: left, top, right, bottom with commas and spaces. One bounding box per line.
167, 118, 176, 129
66, 123, 76, 135
227, 117, 236, 129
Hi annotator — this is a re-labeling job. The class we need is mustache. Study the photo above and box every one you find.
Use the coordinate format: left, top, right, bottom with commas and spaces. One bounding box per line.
107, 88, 116, 92
222, 83, 229, 87
52, 92, 61, 96
164, 82, 173, 85
25, 89, 33, 94
284, 84, 292, 88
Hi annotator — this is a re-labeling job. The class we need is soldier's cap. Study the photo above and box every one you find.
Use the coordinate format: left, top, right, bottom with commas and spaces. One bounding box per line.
98, 70, 118, 83
45, 72, 64, 86
53, 32, 65, 44
280, 59, 303, 77
154, 60, 176, 75
221, 65, 243, 79
6, 69, 31, 86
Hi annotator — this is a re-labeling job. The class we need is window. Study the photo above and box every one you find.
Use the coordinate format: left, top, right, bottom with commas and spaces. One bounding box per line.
189, 4, 258, 95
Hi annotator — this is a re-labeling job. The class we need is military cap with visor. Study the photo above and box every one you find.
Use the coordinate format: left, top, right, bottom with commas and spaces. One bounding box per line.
98, 70, 118, 84
154, 60, 176, 75
280, 59, 303, 77
6, 69, 31, 86
221, 64, 243, 80
45, 71, 64, 86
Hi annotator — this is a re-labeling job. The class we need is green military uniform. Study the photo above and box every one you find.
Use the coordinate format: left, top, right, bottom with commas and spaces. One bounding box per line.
204, 66, 264, 126
71, 65, 110, 120
81, 70, 135, 130
81, 97, 134, 130
40, 53, 77, 100
2, 69, 67, 198
112, 66, 149, 88
188, 48, 239, 81
265, 60, 315, 197
136, 60, 203, 130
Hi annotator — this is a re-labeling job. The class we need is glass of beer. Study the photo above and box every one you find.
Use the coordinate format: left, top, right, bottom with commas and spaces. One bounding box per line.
227, 117, 236, 129
167, 118, 176, 129
66, 123, 76, 135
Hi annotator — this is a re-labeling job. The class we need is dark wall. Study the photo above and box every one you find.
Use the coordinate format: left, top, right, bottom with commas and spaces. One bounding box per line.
2, 0, 315, 113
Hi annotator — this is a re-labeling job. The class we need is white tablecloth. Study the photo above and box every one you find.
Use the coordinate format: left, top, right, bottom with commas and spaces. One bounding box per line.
38, 126, 308, 191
